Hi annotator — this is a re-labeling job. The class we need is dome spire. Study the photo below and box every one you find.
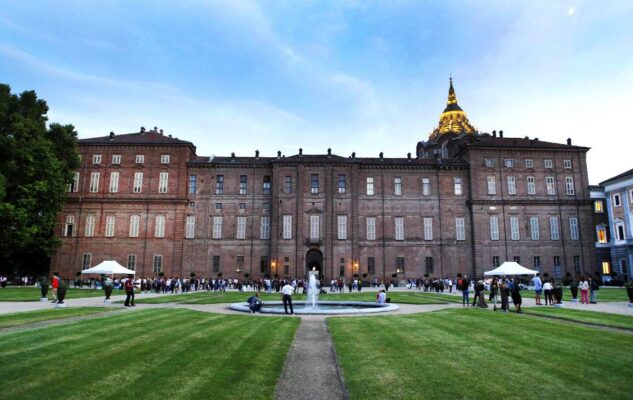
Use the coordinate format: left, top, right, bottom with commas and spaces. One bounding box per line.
447, 76, 457, 105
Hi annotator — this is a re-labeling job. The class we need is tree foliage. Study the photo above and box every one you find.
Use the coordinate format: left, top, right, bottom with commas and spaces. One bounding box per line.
0, 84, 79, 266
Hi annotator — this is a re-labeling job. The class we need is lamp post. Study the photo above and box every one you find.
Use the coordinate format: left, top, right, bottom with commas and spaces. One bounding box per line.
353, 260, 359, 276
271, 259, 277, 278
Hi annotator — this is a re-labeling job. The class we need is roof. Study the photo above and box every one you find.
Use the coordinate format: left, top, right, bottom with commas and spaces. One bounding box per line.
78, 130, 194, 146
600, 168, 633, 186
459, 135, 589, 151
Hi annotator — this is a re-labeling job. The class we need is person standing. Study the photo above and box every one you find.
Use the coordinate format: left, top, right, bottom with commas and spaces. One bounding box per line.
532, 273, 543, 305
500, 278, 510, 312
511, 277, 523, 313
459, 274, 470, 307
281, 280, 294, 315
489, 277, 499, 311
543, 279, 553, 306
51, 272, 60, 302
579, 277, 590, 304
124, 275, 135, 307
589, 276, 599, 304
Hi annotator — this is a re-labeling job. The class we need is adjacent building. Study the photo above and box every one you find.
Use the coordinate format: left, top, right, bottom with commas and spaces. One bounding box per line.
50, 80, 597, 282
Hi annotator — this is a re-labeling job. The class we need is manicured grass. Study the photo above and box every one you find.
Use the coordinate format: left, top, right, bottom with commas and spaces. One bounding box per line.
519, 287, 628, 302
0, 287, 113, 301
0, 308, 299, 400
132, 290, 460, 305
523, 307, 633, 330
0, 307, 116, 329
328, 308, 633, 399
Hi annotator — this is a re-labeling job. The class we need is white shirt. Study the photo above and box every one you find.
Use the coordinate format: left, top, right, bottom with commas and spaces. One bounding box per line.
281, 284, 294, 296
542, 282, 552, 290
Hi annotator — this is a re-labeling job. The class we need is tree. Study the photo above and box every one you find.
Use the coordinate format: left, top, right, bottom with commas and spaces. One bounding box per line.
0, 84, 79, 275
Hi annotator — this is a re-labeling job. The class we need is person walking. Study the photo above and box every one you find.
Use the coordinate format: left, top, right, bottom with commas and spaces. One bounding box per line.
124, 275, 135, 307
532, 273, 543, 305
51, 272, 60, 302
281, 280, 294, 315
579, 277, 590, 304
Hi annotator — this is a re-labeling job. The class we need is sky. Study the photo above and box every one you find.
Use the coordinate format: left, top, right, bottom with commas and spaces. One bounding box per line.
1, 0, 632, 184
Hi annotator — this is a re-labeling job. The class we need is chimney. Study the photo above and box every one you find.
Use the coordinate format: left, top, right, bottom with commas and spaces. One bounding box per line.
140, 126, 146, 134
327, 148, 331, 156
407, 152, 411, 160
231, 152, 235, 161
277, 151, 281, 159
159, 129, 164, 135
109, 131, 115, 140
299, 148, 303, 156
492, 130, 497, 138
499, 130, 503, 138
379, 152, 383, 160
351, 152, 356, 159
255, 150, 260, 159
567, 138, 572, 146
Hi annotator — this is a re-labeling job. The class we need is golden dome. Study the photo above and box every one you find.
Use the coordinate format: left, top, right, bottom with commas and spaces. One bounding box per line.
429, 78, 476, 140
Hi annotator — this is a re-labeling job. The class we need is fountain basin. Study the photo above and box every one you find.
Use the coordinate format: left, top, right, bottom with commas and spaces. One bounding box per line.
229, 300, 399, 315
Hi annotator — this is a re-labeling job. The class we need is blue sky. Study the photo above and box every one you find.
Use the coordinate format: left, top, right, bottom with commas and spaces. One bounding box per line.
1, 0, 632, 183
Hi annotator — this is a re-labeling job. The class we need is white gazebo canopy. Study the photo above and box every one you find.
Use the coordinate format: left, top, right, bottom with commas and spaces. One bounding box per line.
81, 260, 136, 276
483, 262, 538, 276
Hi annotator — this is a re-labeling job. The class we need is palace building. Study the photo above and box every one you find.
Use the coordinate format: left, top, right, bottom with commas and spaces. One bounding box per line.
50, 80, 597, 282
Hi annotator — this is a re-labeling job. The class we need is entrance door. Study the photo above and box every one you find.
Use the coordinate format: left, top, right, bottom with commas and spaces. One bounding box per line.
306, 250, 323, 279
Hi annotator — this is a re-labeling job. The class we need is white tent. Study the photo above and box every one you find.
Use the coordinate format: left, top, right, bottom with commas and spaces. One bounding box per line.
483, 261, 538, 276
81, 260, 136, 276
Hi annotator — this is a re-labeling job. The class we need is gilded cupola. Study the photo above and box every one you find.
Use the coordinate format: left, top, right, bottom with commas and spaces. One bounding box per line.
429, 78, 477, 141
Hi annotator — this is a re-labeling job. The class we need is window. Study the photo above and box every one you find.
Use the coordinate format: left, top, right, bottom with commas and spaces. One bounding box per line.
64, 215, 75, 237
109, 172, 119, 193
339, 258, 345, 277
602, 261, 611, 275
510, 217, 520, 240
82, 253, 92, 269
112, 154, 121, 165
237, 256, 244, 272
160, 154, 170, 164
454, 177, 462, 195
456, 218, 465, 241
507, 176, 516, 195
215, 203, 222, 211
281, 215, 292, 239
425, 257, 434, 275
544, 159, 553, 169
259, 256, 267, 274
68, 172, 80, 192
574, 256, 581, 273
212, 216, 222, 239
484, 158, 495, 167
513, 256, 521, 264
284, 257, 289, 276
396, 257, 405, 274
213, 255, 221, 273
367, 257, 375, 274
530, 217, 539, 240
154, 215, 165, 238
424, 217, 433, 241
129, 215, 140, 237
594, 200, 603, 213
525, 159, 534, 168
615, 220, 626, 241
620, 259, 628, 275
239, 203, 246, 212
186, 215, 195, 238
492, 256, 500, 268
367, 217, 376, 240
395, 217, 404, 241
565, 177, 574, 196
613, 193, 621, 207
89, 172, 100, 193
92, 155, 101, 164
85, 214, 95, 237
135, 154, 144, 164
236, 217, 246, 239
284, 176, 292, 194
153, 255, 163, 273
487, 176, 496, 195
188, 175, 197, 195
310, 215, 320, 240
133, 172, 143, 193
394, 177, 402, 196
215, 175, 224, 195
596, 225, 607, 243
563, 159, 572, 169
158, 172, 168, 193
553, 256, 561, 278
504, 159, 515, 168
239, 175, 248, 195
545, 176, 556, 195
338, 174, 346, 194
533, 256, 541, 271
262, 203, 270, 213
526, 176, 536, 195
422, 178, 431, 196
337, 215, 347, 240
366, 177, 374, 195
550, 217, 560, 240
105, 216, 115, 237
262, 175, 271, 194
311, 174, 319, 194
570, 217, 579, 240
490, 216, 499, 240
261, 216, 271, 240
127, 254, 136, 270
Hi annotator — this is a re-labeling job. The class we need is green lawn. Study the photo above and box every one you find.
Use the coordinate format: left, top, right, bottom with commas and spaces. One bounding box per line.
0, 307, 117, 329
0, 287, 114, 301
0, 308, 299, 400
329, 308, 633, 400
518, 287, 628, 302
132, 290, 461, 305
523, 307, 633, 330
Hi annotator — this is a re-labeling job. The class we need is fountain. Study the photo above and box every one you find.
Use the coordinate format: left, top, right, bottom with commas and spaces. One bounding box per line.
229, 274, 399, 315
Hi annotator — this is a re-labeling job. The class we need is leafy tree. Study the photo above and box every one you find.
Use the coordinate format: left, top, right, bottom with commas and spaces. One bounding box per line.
0, 84, 79, 275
